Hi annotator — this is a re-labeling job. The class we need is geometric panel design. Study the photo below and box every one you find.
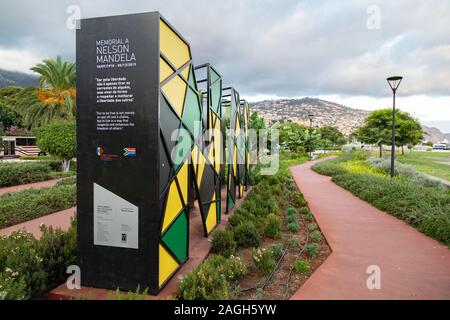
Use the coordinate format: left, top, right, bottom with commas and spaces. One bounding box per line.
159, 244, 179, 287
161, 210, 188, 262
160, 19, 190, 69
161, 179, 184, 233
162, 75, 187, 117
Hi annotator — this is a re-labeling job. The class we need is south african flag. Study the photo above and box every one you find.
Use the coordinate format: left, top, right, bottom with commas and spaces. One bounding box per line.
123, 147, 136, 157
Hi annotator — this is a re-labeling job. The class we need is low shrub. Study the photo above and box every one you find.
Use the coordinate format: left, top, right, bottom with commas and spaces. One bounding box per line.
310, 230, 323, 242
288, 222, 299, 233
312, 160, 347, 177
252, 248, 276, 276
300, 207, 310, 215
288, 237, 300, 248
292, 259, 310, 274
285, 207, 297, 217
177, 255, 247, 300
305, 243, 319, 258
56, 176, 76, 186
270, 243, 284, 259
306, 212, 314, 222
210, 229, 236, 258
0, 162, 51, 188
0, 184, 76, 228
287, 214, 297, 224
293, 193, 307, 207
263, 214, 282, 239
307, 223, 317, 232
0, 220, 77, 300
233, 221, 261, 247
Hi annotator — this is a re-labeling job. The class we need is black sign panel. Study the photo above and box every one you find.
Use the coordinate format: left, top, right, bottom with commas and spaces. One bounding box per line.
77, 12, 160, 293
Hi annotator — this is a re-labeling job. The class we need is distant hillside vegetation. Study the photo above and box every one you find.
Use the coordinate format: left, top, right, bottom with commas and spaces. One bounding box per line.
0, 69, 39, 88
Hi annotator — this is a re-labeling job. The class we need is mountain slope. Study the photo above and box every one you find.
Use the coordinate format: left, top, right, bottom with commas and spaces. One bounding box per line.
250, 97, 369, 135
0, 69, 38, 88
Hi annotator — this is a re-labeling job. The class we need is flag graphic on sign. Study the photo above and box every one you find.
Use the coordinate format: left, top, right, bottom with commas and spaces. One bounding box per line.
123, 147, 137, 157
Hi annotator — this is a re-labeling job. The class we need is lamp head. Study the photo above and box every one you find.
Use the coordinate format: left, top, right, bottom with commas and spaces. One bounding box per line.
387, 76, 403, 92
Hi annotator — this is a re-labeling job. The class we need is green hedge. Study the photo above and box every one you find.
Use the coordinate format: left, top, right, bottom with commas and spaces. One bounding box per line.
0, 183, 76, 228
0, 221, 77, 300
313, 156, 450, 246
0, 162, 52, 188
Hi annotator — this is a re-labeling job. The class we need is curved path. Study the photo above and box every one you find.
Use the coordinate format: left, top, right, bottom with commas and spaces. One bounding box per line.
290, 158, 450, 300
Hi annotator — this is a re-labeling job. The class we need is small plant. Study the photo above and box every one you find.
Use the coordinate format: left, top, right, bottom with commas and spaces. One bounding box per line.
252, 248, 276, 276
270, 243, 284, 259
285, 207, 297, 217
292, 259, 310, 274
307, 223, 317, 232
293, 193, 307, 206
305, 243, 319, 258
263, 214, 282, 239
287, 214, 297, 224
300, 207, 310, 215
233, 221, 261, 247
306, 212, 314, 222
210, 229, 236, 257
288, 222, 299, 233
288, 237, 300, 248
310, 230, 323, 242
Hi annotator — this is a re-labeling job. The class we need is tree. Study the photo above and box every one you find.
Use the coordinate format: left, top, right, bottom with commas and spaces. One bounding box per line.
0, 86, 23, 129
16, 56, 76, 128
395, 112, 423, 154
35, 120, 76, 172
354, 108, 422, 157
279, 122, 320, 154
318, 126, 346, 147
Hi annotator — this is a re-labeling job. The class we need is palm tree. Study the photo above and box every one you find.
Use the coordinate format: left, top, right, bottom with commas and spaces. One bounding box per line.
17, 56, 76, 128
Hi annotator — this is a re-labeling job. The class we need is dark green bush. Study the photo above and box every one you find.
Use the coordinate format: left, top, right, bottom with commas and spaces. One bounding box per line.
285, 207, 297, 217
0, 162, 51, 188
0, 184, 76, 228
270, 243, 284, 259
233, 221, 261, 247
210, 229, 237, 257
263, 213, 281, 239
300, 207, 311, 215
310, 230, 323, 242
292, 259, 310, 274
288, 222, 299, 233
287, 214, 297, 224
0, 221, 77, 300
293, 193, 307, 207
177, 255, 247, 300
305, 243, 319, 258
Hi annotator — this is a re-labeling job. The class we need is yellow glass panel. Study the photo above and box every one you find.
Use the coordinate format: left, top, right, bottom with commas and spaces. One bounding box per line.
160, 57, 173, 83
233, 145, 237, 176
181, 64, 190, 80
177, 161, 188, 204
161, 75, 186, 117
192, 145, 199, 166
206, 197, 217, 233
159, 244, 179, 287
162, 181, 183, 233
197, 152, 206, 188
208, 144, 214, 165
160, 19, 190, 69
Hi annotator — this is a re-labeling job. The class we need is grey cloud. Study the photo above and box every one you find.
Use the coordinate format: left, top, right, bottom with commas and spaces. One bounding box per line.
0, 0, 449, 97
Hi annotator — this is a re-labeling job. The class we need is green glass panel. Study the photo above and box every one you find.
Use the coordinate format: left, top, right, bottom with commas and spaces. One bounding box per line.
216, 200, 221, 222
188, 66, 197, 89
211, 82, 221, 115
227, 194, 235, 210
162, 210, 188, 262
173, 129, 193, 172
182, 87, 202, 140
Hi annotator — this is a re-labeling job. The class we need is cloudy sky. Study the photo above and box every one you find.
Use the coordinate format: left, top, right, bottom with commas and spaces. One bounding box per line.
1, 0, 449, 131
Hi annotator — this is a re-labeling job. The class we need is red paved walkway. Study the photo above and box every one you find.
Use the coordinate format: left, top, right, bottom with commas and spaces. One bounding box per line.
290, 158, 450, 300
0, 207, 76, 239
0, 178, 63, 196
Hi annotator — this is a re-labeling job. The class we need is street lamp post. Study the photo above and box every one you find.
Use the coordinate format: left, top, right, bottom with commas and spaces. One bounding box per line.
308, 114, 314, 158
386, 76, 403, 178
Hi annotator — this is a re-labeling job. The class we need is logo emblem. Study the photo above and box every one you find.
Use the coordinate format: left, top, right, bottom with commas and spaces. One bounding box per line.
96, 147, 103, 157
123, 147, 136, 157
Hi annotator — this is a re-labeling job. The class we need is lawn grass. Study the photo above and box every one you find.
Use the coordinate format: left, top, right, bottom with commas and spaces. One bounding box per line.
396, 152, 450, 181
312, 153, 450, 246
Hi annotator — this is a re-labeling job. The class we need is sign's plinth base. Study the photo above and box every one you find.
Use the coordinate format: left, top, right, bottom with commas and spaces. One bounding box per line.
48, 187, 250, 300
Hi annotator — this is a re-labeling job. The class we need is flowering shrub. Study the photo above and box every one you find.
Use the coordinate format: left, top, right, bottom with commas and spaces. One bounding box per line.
252, 248, 276, 276
0, 219, 77, 300
177, 255, 247, 300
